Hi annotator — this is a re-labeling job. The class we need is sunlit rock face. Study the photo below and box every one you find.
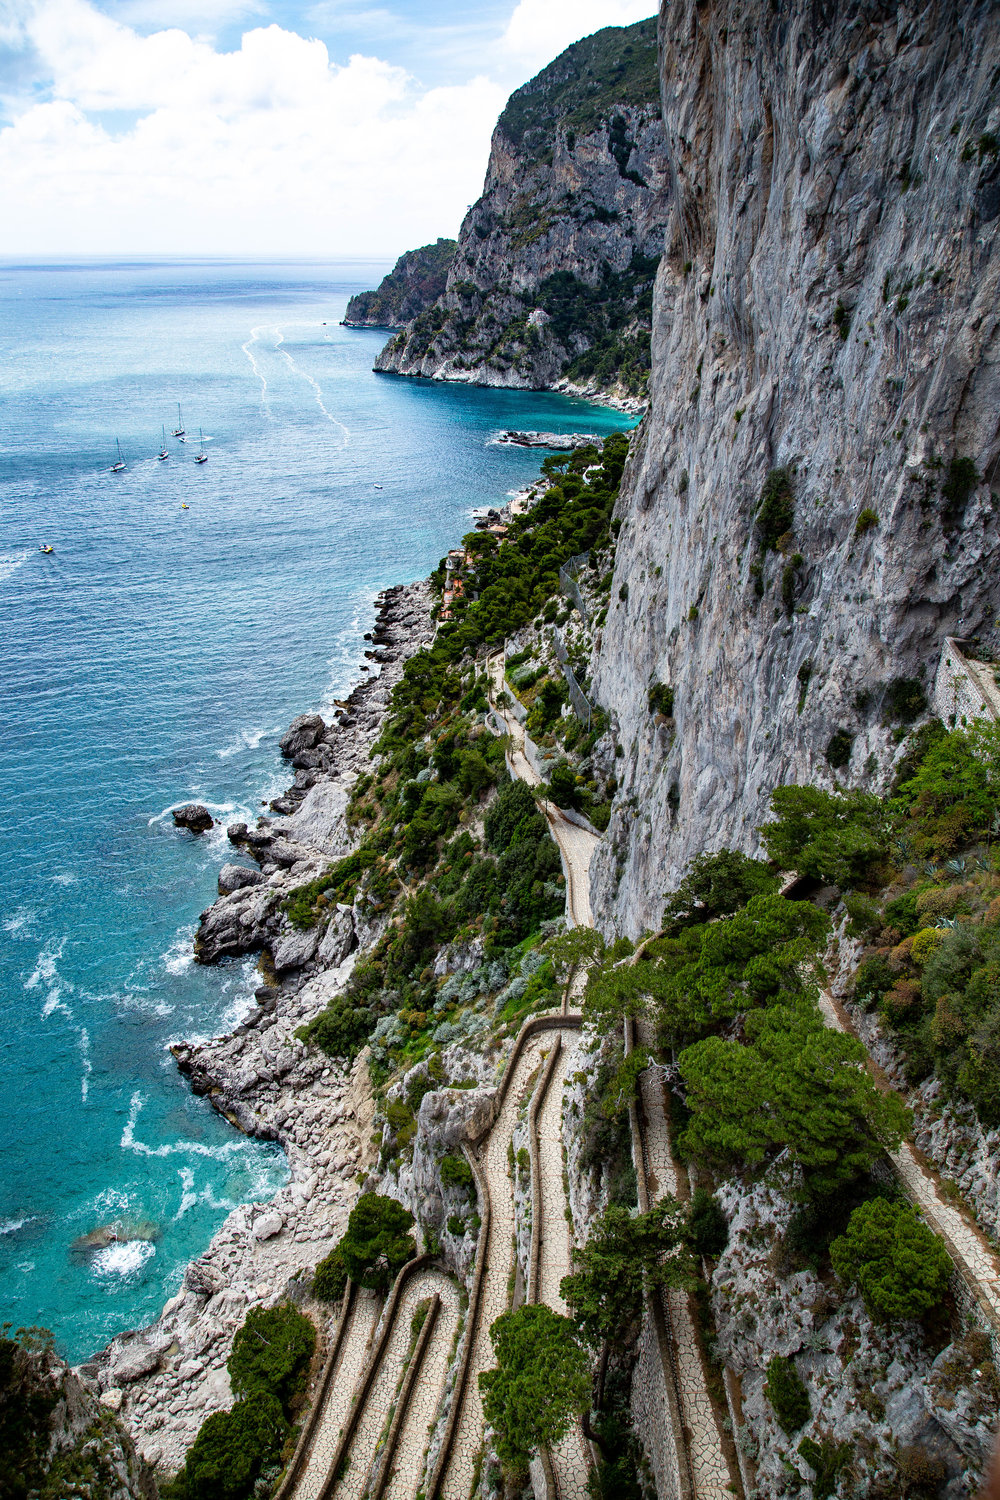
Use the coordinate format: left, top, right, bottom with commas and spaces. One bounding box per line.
374, 19, 671, 400
590, 0, 1000, 937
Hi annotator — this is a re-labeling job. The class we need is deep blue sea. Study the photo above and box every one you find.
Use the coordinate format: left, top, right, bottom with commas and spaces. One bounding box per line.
0, 258, 631, 1362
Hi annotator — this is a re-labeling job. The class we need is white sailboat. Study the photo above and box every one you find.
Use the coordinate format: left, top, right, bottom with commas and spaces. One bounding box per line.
195, 428, 208, 464
110, 438, 127, 473
158, 425, 169, 460
172, 404, 185, 438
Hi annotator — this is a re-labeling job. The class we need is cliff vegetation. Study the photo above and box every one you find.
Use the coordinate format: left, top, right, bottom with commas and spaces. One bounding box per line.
372, 20, 670, 399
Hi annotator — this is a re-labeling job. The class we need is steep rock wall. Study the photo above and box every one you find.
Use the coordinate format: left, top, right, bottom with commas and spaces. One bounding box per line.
343, 239, 456, 328
591, 0, 1000, 936
375, 20, 670, 398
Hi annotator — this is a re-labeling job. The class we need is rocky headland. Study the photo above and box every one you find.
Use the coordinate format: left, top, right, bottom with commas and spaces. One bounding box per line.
372, 19, 669, 400
342, 239, 456, 329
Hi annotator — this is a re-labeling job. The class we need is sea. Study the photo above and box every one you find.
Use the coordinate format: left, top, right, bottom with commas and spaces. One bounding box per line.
0, 257, 633, 1363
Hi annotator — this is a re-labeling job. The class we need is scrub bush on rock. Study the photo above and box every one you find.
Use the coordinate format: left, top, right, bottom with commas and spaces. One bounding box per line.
830, 1198, 953, 1322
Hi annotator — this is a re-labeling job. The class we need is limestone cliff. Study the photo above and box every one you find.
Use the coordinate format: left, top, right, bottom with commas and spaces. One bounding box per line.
590, 0, 1000, 936
0, 1333, 153, 1500
374, 20, 670, 399
342, 239, 456, 328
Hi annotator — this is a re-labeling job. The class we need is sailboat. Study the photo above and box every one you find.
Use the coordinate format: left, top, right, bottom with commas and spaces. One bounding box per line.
110, 438, 127, 473
172, 404, 185, 438
194, 428, 208, 464
158, 426, 169, 461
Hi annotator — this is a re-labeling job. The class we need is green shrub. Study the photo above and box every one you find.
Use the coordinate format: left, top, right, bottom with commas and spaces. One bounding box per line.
825, 729, 854, 769
312, 1243, 348, 1303
440, 1153, 475, 1193
648, 682, 675, 717
798, 1435, 851, 1499
763, 1354, 810, 1433
228, 1303, 315, 1409
284, 847, 378, 929
886, 677, 928, 724
830, 1198, 952, 1321
833, 300, 850, 340
479, 1305, 590, 1476
298, 992, 372, 1061
757, 468, 794, 550
854, 507, 879, 536
548, 760, 581, 810
686, 1189, 728, 1259
182, 1394, 288, 1500
338, 1193, 416, 1291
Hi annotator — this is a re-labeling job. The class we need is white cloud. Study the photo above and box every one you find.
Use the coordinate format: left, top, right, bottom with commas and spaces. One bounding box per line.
0, 0, 506, 253
0, 0, 658, 255
501, 0, 656, 72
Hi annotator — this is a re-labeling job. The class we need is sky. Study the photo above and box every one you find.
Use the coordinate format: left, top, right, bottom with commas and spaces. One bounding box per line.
0, 0, 658, 256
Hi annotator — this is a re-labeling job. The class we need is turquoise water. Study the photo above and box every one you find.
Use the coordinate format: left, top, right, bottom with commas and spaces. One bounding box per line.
0, 258, 631, 1362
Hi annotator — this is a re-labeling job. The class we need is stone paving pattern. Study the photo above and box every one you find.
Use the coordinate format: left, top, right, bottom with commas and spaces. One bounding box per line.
533, 1035, 592, 1500
337, 1270, 459, 1500
438, 1034, 550, 1499
818, 990, 1000, 1328
635, 1023, 734, 1500
297, 1291, 382, 1500
381, 1275, 462, 1500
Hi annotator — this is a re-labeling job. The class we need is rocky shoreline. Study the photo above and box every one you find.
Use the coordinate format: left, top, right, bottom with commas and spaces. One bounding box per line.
81, 581, 434, 1475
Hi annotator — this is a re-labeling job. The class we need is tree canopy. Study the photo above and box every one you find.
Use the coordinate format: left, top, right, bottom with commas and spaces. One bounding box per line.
830, 1197, 953, 1321
678, 1006, 909, 1195
560, 1200, 694, 1349
228, 1303, 315, 1410
338, 1193, 416, 1292
479, 1305, 590, 1476
759, 785, 891, 888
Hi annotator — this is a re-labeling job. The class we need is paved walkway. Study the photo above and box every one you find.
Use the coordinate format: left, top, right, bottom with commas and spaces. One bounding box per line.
634, 1023, 736, 1500
532, 1034, 592, 1500
296, 1291, 382, 1500
438, 1033, 553, 1498
335, 1269, 461, 1500
486, 653, 598, 930
818, 990, 1000, 1331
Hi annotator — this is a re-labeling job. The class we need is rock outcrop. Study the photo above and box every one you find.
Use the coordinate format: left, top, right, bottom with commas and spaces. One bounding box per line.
0, 1334, 153, 1500
171, 803, 213, 833
374, 19, 670, 399
343, 238, 456, 327
590, 0, 1000, 936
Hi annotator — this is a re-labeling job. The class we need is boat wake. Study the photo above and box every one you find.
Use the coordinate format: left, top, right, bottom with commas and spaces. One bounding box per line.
274, 324, 350, 446
241, 327, 274, 420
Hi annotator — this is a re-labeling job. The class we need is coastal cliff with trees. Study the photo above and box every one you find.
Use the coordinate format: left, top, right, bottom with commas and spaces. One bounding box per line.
371, 20, 670, 401
14, 5, 1000, 1500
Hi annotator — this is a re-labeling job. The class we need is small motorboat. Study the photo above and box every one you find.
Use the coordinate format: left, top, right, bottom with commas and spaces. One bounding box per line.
195, 428, 208, 464
157, 425, 169, 460
172, 403, 185, 438
39, 544, 54, 554
111, 438, 127, 473
374, 484, 383, 489
180, 502, 189, 510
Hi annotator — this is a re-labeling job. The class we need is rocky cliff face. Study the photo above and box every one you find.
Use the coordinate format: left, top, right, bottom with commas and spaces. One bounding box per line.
0, 1335, 153, 1500
590, 0, 1000, 936
374, 20, 670, 399
343, 239, 456, 328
